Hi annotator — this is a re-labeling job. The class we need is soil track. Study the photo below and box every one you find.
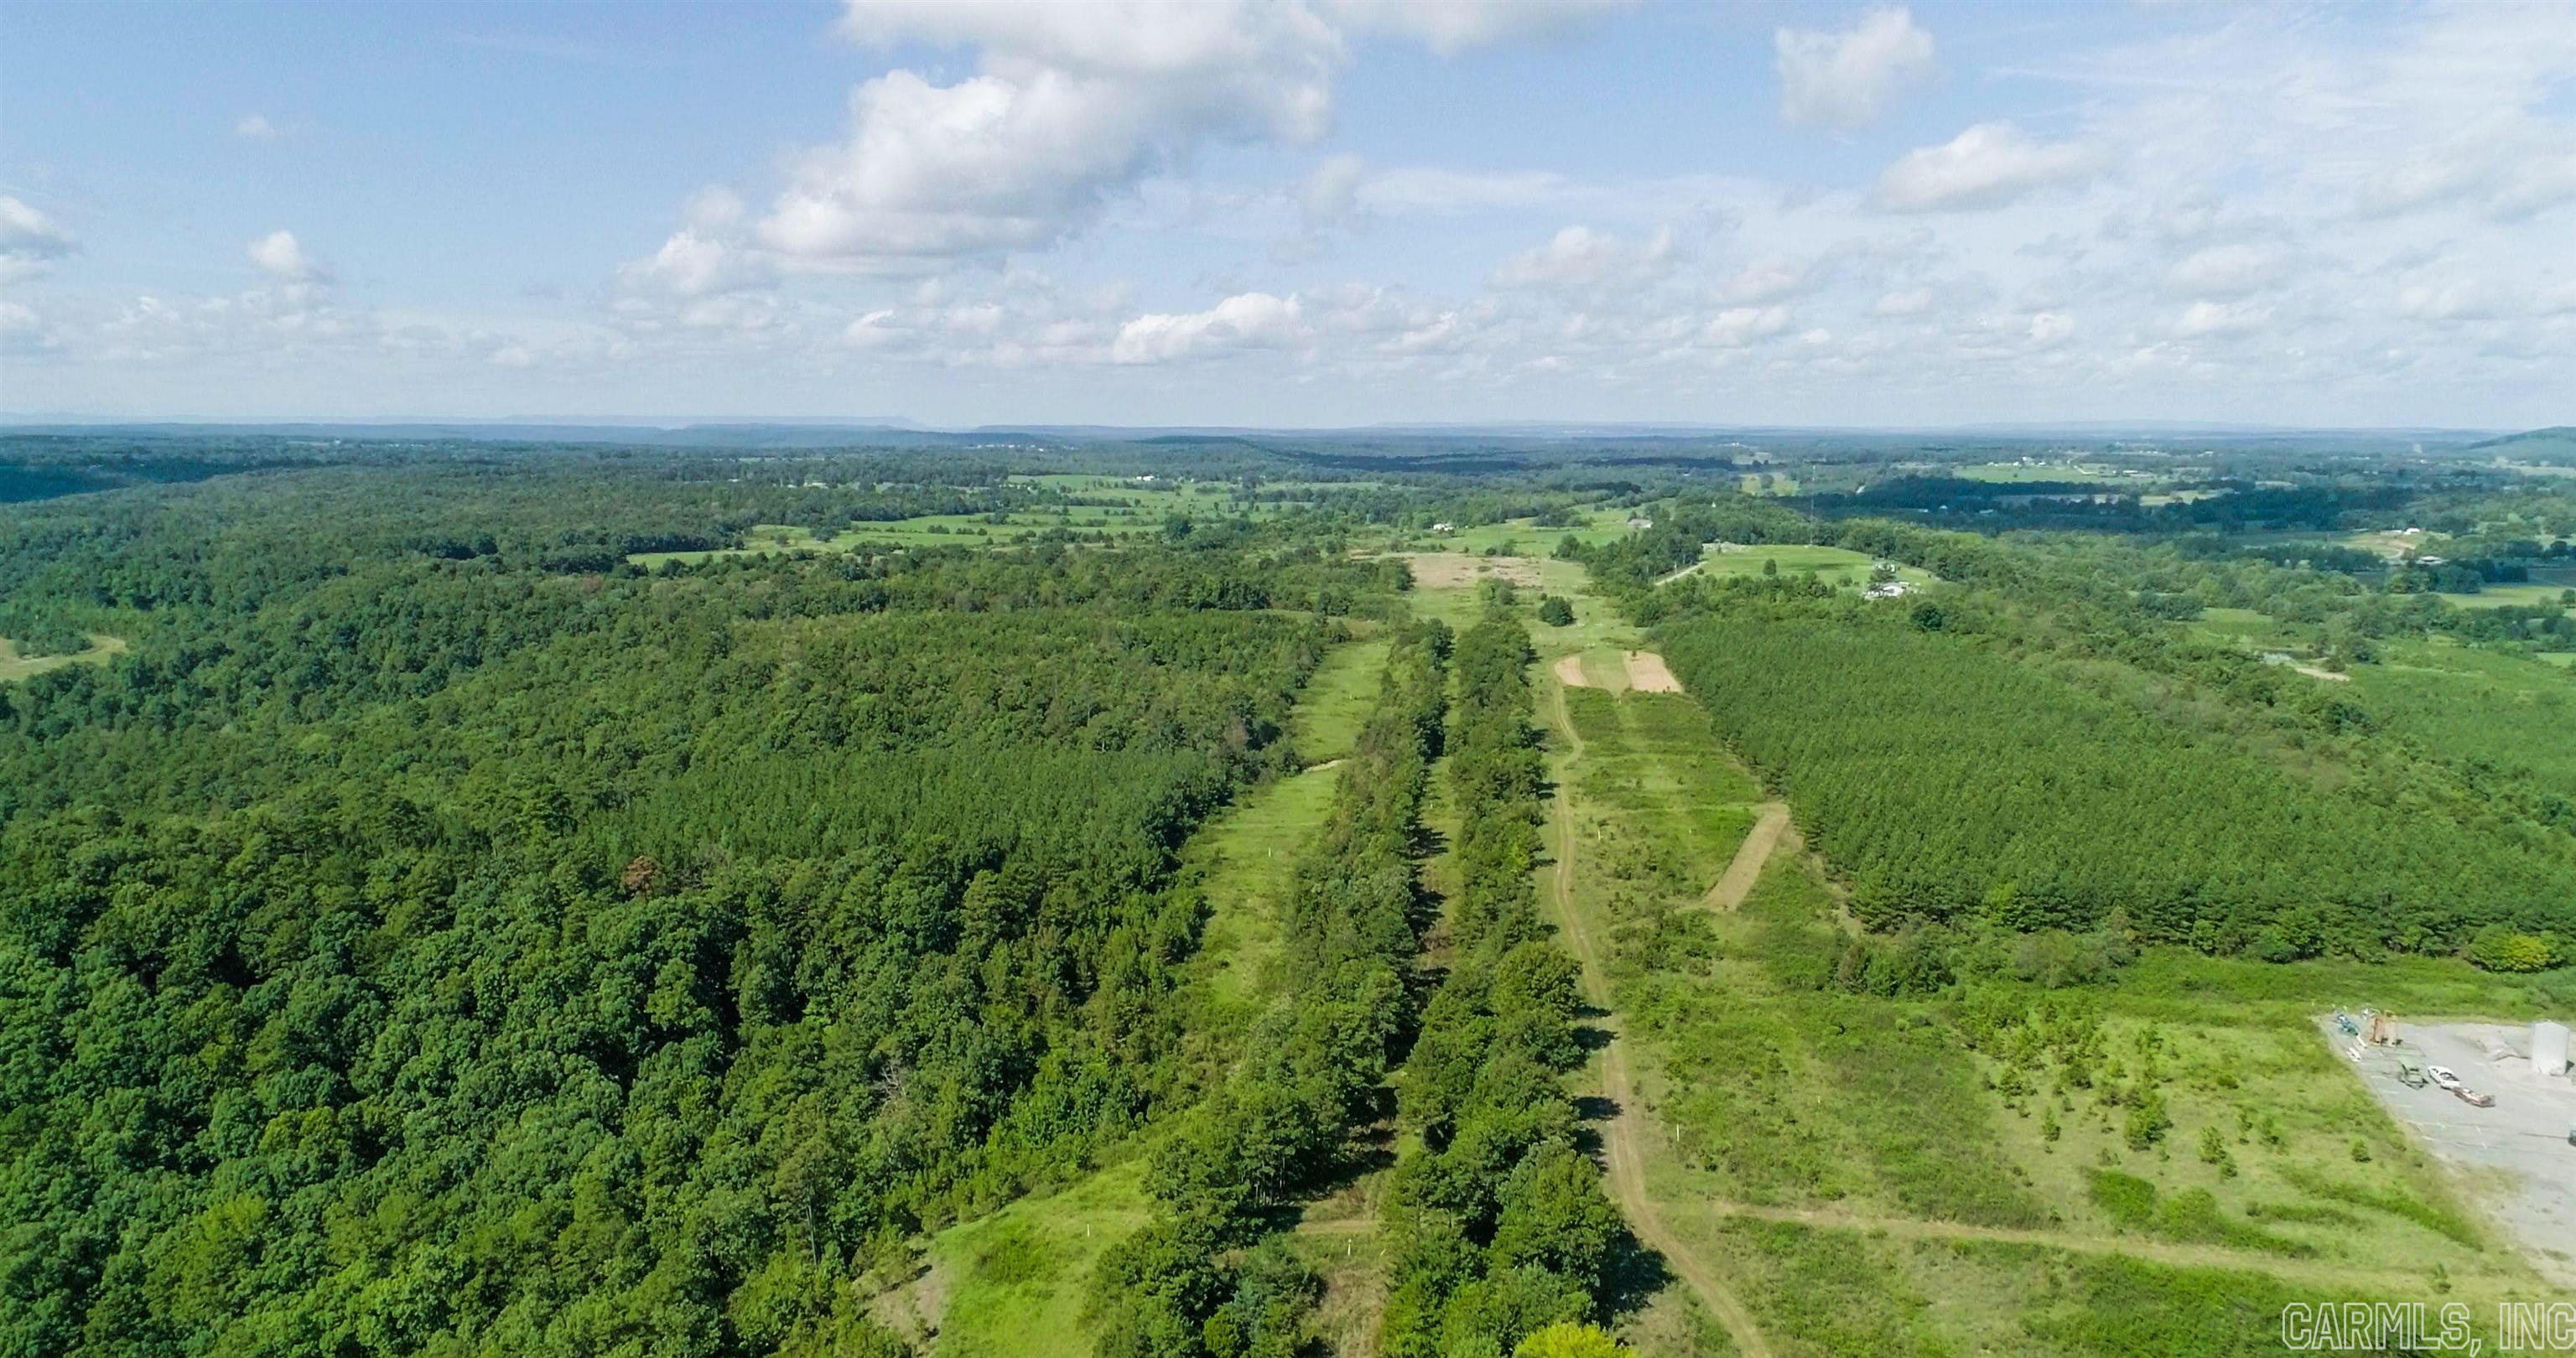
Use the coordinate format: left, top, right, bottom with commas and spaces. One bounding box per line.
1546, 677, 1775, 1358
1701, 803, 1790, 910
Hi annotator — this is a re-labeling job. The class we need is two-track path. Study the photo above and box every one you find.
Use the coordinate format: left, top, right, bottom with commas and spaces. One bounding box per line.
1540, 670, 2452, 1355
1545, 679, 1777, 1358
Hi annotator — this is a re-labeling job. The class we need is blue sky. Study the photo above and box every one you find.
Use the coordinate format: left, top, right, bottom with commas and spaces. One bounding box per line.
2, 0, 2571, 427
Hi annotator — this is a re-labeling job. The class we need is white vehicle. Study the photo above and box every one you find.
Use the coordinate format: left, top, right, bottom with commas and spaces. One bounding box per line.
2427, 1065, 2461, 1091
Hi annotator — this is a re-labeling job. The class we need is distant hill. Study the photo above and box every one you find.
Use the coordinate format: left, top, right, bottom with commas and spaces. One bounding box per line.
2468, 427, 2576, 461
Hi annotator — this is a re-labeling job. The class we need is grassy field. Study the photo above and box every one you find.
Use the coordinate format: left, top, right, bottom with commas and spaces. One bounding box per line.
1188, 638, 1390, 1008
908, 1161, 1154, 1358
1404, 507, 1639, 556
628, 479, 1321, 565
2179, 606, 2294, 650
2440, 581, 2576, 613
1288, 635, 1390, 764
1680, 542, 1935, 591
1951, 462, 2127, 484
0, 633, 127, 682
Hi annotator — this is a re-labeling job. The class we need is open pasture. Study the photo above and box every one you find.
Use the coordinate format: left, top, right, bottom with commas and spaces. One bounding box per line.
1950, 460, 2128, 484
1683, 542, 1934, 591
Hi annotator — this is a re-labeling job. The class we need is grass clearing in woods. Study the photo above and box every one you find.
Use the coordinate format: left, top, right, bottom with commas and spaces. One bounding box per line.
909, 1161, 1155, 1358
0, 634, 127, 682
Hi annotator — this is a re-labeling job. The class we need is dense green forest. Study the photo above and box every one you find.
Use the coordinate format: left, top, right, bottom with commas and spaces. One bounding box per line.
0, 451, 1413, 1357
5, 430, 2573, 1357
1660, 599, 2576, 953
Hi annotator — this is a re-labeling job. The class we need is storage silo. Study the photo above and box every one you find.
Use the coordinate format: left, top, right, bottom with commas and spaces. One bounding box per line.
2536, 1021, 2570, 1079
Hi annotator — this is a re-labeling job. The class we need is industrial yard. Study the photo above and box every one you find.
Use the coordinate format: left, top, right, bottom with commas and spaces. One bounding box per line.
2328, 1016, 2576, 1287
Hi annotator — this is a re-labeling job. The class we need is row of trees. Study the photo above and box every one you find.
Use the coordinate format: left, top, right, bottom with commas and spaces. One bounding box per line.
1091, 619, 1454, 1357
1378, 613, 1628, 1356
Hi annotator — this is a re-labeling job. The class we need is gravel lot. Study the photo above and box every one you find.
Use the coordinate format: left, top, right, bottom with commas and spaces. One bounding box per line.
2324, 1017, 2576, 1287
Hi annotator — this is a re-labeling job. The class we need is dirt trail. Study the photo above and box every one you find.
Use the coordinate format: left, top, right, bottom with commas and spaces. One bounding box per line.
1701, 803, 1790, 911
1540, 665, 2462, 1337
1698, 1199, 2445, 1293
1546, 678, 1775, 1358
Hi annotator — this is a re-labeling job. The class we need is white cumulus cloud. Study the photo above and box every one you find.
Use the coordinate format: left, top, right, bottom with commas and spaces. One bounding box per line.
1114, 290, 1302, 363
235, 113, 278, 139
247, 230, 328, 283
1494, 225, 1675, 289
1874, 122, 2098, 211
1775, 7, 1936, 130
0, 197, 78, 282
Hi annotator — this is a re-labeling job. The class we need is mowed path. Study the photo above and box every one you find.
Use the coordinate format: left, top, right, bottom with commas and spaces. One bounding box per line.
1700, 802, 1789, 911
1697, 1198, 2446, 1295
1540, 664, 2444, 1354
1545, 678, 1775, 1358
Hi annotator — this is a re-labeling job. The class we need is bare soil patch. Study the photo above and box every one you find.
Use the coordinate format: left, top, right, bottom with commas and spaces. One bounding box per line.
1701, 803, 1791, 911
1623, 650, 1680, 692
1553, 655, 1593, 689
1400, 552, 1545, 590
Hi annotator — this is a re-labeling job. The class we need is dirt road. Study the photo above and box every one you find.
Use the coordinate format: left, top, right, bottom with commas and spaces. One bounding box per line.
1546, 678, 1775, 1358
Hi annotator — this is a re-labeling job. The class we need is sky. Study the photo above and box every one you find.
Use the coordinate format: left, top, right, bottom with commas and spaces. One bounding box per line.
1, 0, 2571, 429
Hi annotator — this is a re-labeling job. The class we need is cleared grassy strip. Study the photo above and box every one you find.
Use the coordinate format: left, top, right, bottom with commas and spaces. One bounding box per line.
918, 1162, 1154, 1358
1682, 543, 1934, 592
1290, 636, 1392, 764
923, 635, 1417, 1353
0, 633, 127, 682
1186, 766, 1343, 1008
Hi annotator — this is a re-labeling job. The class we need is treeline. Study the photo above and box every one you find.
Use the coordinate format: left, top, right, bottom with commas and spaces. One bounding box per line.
1091, 619, 1452, 1357
1659, 604, 2576, 957
1377, 613, 1626, 1355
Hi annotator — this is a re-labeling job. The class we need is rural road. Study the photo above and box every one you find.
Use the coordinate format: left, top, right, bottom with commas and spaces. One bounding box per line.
1546, 676, 1776, 1358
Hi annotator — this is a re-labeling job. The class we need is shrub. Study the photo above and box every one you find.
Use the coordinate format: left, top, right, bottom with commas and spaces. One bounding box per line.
2465, 925, 2558, 972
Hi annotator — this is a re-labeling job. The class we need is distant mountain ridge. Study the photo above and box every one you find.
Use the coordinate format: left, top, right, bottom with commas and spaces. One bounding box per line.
2468, 426, 2576, 459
